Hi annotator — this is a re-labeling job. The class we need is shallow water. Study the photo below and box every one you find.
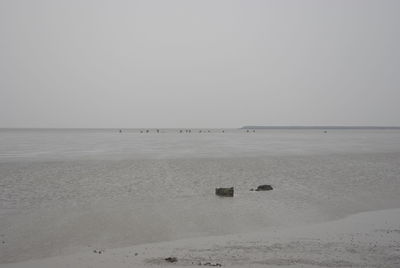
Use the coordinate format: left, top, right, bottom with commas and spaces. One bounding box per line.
1, 129, 400, 263
1, 128, 400, 161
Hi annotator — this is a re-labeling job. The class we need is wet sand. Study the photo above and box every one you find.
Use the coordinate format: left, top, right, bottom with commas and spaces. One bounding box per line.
2, 208, 399, 268
2, 130, 400, 267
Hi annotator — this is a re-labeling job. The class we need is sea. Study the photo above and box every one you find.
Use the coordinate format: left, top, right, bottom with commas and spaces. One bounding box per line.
1, 128, 400, 263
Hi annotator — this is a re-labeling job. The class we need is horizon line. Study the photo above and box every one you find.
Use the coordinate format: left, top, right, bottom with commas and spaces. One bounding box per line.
1, 126, 400, 130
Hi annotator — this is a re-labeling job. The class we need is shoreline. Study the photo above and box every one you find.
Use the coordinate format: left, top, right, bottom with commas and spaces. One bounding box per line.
2, 208, 399, 268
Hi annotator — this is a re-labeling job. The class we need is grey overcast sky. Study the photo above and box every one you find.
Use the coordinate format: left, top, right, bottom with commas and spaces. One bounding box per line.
0, 0, 399, 128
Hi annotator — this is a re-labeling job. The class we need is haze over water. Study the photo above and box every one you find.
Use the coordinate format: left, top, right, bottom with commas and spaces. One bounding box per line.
1, 128, 400, 263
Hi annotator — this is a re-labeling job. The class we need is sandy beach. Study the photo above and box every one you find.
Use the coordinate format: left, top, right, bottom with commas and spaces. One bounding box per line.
1, 130, 400, 267
1, 208, 399, 268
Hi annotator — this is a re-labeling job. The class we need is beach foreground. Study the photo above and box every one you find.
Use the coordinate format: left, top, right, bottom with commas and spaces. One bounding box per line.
2, 208, 399, 268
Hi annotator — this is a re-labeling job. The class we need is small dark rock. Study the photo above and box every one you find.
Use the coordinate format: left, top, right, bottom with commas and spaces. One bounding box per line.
255, 184, 273, 191
215, 187, 234, 197
201, 262, 222, 267
165, 257, 178, 263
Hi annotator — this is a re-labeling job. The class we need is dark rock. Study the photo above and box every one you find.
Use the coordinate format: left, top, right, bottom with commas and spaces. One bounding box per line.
215, 187, 234, 197
165, 257, 178, 263
255, 185, 273, 191
200, 262, 222, 267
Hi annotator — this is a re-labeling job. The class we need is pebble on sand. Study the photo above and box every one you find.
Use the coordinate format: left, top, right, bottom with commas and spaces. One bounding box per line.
165, 257, 178, 263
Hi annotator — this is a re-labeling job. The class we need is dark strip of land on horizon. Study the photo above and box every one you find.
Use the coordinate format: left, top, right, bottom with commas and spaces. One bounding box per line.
241, 126, 400, 130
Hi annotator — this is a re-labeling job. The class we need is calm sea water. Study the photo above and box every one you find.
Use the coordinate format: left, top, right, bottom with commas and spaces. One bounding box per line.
1, 129, 400, 263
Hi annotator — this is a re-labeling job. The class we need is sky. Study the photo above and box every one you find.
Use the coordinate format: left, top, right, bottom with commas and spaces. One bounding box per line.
0, 0, 399, 128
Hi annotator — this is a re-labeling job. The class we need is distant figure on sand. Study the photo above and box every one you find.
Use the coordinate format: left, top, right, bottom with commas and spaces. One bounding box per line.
119, 129, 122, 133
